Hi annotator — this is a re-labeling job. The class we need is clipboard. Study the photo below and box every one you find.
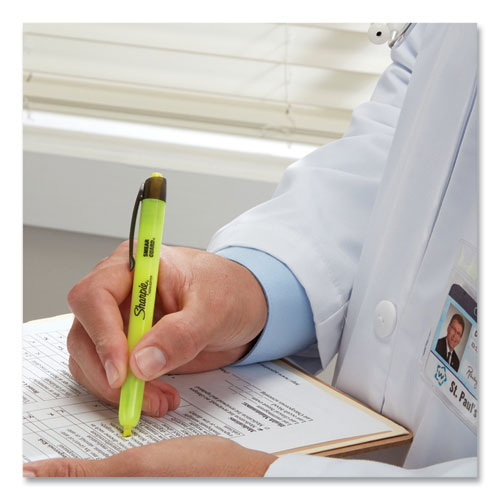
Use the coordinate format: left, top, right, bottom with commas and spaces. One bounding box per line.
273, 360, 413, 458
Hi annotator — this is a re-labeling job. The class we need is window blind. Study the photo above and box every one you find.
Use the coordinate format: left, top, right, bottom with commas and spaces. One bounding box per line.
23, 23, 391, 147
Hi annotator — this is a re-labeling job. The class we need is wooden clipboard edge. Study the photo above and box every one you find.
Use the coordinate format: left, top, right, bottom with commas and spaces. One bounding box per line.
314, 433, 413, 458
271, 359, 413, 457
273, 430, 412, 458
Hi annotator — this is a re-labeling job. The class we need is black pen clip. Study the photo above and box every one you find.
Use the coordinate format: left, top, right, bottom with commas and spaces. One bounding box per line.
129, 183, 144, 271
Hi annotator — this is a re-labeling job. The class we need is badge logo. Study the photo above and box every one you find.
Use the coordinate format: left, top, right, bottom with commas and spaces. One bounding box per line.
434, 364, 447, 386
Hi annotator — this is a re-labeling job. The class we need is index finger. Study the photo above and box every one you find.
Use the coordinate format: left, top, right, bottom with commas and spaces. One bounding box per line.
67, 242, 132, 388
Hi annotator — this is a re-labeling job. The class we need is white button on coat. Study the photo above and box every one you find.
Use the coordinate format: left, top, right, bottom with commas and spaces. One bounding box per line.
373, 300, 397, 338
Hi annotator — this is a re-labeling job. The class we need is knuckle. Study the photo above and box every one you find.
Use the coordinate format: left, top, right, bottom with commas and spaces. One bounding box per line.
67, 282, 88, 310
118, 240, 129, 250
175, 316, 202, 359
49, 459, 89, 477
93, 242, 128, 271
93, 335, 115, 359
66, 329, 79, 358
99, 241, 128, 266
67, 357, 80, 381
100, 378, 119, 402
65, 460, 90, 477
100, 388, 118, 406
93, 255, 111, 270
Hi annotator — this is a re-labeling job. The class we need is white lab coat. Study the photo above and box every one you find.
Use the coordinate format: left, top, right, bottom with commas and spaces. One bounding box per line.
208, 23, 477, 476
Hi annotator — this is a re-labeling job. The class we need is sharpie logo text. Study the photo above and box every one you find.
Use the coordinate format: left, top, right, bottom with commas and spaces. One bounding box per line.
134, 279, 150, 319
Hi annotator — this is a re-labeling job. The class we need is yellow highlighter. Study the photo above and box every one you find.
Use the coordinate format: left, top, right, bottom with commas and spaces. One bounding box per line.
119, 173, 166, 437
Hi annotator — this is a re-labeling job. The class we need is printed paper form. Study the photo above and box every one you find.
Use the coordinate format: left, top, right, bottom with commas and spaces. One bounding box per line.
23, 316, 394, 462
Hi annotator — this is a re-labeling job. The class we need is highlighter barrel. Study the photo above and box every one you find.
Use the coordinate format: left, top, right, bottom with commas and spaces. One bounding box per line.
119, 173, 166, 436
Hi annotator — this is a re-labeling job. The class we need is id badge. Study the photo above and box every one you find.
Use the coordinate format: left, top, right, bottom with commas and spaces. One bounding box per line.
422, 240, 478, 433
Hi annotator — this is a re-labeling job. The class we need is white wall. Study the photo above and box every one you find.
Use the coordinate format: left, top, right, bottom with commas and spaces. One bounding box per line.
24, 151, 278, 248
23, 225, 123, 322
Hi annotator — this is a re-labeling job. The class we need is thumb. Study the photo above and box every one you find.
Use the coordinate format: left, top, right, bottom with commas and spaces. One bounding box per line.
129, 311, 205, 380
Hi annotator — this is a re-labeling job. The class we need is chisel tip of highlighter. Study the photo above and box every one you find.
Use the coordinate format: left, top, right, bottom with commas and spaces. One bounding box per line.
122, 426, 132, 438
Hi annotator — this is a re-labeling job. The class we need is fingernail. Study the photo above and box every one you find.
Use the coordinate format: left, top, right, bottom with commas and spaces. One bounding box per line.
105, 360, 120, 387
135, 346, 166, 378
23, 469, 36, 477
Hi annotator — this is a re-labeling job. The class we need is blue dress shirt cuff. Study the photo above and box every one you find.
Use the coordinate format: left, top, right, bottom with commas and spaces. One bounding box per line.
215, 246, 315, 365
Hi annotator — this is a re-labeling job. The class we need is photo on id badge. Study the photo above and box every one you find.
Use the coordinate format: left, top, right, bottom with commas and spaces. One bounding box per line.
430, 284, 478, 415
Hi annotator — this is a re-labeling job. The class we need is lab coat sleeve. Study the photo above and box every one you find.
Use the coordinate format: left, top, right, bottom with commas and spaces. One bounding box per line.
264, 454, 477, 478
208, 24, 423, 369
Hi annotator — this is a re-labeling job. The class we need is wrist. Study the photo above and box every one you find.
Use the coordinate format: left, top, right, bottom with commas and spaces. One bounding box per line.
225, 257, 268, 343
243, 452, 279, 477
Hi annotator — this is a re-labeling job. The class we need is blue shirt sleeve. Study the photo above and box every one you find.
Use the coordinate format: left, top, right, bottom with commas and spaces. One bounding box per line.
215, 246, 315, 365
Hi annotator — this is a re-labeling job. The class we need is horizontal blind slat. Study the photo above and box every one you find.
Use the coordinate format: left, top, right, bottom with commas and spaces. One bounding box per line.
23, 23, 390, 74
23, 23, 391, 146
